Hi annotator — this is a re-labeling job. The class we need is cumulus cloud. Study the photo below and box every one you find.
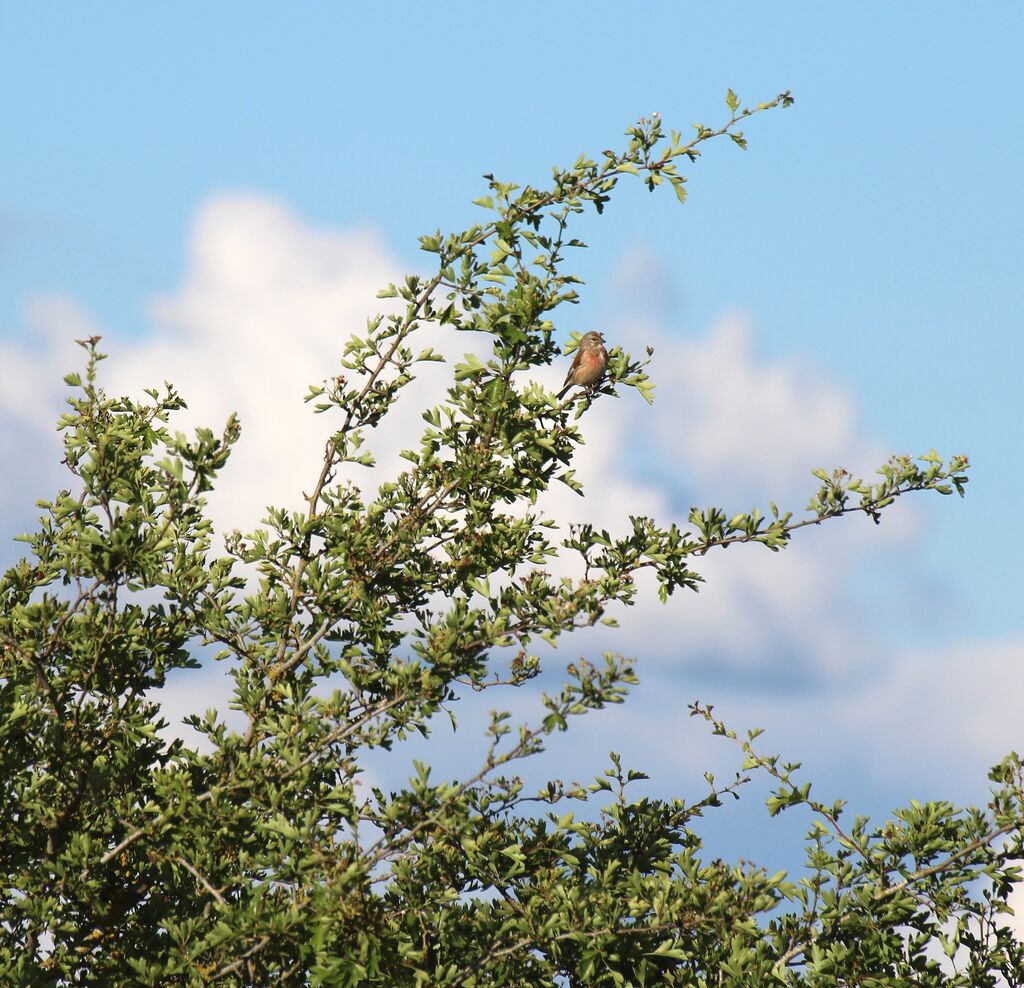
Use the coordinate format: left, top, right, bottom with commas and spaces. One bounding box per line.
0, 296, 103, 521
596, 631, 1024, 784
645, 315, 885, 501
2, 195, 488, 534
1, 193, 1010, 794
1009, 883, 1024, 941
527, 308, 922, 686
108, 194, 426, 530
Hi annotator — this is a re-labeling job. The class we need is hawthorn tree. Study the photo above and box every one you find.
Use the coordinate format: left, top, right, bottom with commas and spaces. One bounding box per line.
2, 90, 1021, 986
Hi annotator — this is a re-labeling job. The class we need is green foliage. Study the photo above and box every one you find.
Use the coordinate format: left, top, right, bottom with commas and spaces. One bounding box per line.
2, 91, 1020, 985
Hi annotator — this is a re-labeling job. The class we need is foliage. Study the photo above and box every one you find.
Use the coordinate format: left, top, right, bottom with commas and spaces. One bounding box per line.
2, 90, 1021, 986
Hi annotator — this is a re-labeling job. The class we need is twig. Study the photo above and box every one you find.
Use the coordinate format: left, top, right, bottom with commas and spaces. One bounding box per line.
175, 855, 226, 906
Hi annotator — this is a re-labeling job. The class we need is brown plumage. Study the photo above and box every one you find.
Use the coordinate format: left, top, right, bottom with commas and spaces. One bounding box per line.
557, 331, 608, 399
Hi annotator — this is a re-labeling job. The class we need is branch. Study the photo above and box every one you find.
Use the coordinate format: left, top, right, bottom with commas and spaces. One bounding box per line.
175, 854, 226, 906
875, 819, 1022, 901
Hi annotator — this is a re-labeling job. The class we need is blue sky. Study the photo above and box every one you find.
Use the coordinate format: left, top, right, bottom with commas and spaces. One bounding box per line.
2, 4, 1022, 874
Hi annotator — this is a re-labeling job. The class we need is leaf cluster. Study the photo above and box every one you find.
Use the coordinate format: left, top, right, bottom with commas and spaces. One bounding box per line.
1, 91, 1019, 986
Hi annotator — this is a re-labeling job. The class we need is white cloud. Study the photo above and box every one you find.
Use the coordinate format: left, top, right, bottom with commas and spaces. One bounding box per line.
645, 314, 885, 500
1009, 882, 1024, 941
526, 309, 924, 685
0, 194, 1005, 787
611, 632, 1024, 786
839, 635, 1024, 782
150, 663, 243, 753
1, 195, 493, 535
109, 194, 418, 530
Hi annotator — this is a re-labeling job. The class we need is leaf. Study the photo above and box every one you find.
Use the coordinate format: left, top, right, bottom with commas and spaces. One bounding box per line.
454, 353, 487, 381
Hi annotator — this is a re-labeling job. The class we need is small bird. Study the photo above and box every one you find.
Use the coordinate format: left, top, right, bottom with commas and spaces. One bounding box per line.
557, 331, 608, 399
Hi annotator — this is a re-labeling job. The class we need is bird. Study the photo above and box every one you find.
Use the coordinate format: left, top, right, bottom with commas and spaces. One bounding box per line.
557, 331, 608, 399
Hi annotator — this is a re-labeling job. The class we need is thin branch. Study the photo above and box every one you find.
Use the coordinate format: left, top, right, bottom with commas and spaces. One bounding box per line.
876, 819, 1022, 900
209, 934, 272, 980
175, 855, 226, 907
267, 616, 333, 682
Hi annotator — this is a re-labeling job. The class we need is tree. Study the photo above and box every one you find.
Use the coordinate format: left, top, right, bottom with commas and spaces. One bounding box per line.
1, 90, 1021, 986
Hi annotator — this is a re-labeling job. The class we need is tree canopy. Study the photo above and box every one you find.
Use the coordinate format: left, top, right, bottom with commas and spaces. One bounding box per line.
2, 90, 1021, 986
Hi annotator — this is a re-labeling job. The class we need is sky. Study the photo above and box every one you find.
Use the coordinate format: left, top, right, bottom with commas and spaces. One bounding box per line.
2, 2, 1023, 890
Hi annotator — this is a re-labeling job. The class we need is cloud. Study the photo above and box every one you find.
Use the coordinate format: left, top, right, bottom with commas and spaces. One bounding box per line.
606, 632, 1024, 788
150, 662, 242, 753
644, 315, 885, 501
1, 195, 484, 535
0, 193, 1004, 790
526, 309, 923, 687
109, 194, 418, 530
1009, 882, 1024, 941
0, 296, 103, 520
842, 635, 1024, 783
609, 243, 679, 319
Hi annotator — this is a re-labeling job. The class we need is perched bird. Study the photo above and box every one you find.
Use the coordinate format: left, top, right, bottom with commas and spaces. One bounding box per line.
557, 331, 608, 399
